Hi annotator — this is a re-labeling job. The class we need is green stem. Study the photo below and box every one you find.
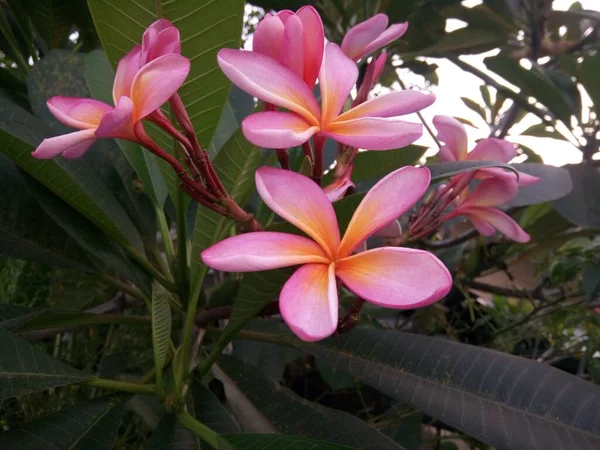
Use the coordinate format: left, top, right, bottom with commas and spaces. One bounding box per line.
82, 378, 156, 396
176, 411, 218, 449
176, 188, 189, 302
100, 274, 152, 308
16, 314, 151, 333
155, 205, 175, 269
123, 245, 177, 292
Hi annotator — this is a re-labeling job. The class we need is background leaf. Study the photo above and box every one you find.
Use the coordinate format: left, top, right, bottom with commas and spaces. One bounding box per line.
219, 434, 357, 450
553, 164, 600, 227
505, 163, 573, 207
152, 282, 172, 388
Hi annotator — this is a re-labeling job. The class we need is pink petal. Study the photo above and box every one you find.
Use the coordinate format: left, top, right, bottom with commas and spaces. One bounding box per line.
255, 167, 340, 257
354, 51, 387, 105
468, 138, 516, 162
469, 214, 496, 236
461, 206, 530, 243
477, 167, 540, 186
253, 14, 285, 60
242, 111, 319, 148
323, 176, 355, 202
217, 49, 320, 124
297, 5, 324, 87
31, 129, 96, 159
432, 115, 468, 162
337, 166, 430, 257
319, 43, 358, 125
95, 96, 136, 141
338, 90, 435, 122
341, 14, 389, 61
323, 117, 422, 150
130, 54, 190, 121
113, 45, 142, 105
280, 263, 338, 341
201, 232, 329, 272
461, 177, 518, 208
280, 14, 305, 80
359, 22, 408, 60
141, 20, 181, 64
47, 96, 112, 129
336, 247, 452, 308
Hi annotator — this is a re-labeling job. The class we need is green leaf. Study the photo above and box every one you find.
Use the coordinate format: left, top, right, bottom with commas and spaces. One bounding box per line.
554, 164, 600, 227
20, 0, 72, 49
405, 27, 505, 58
219, 434, 357, 450
189, 129, 262, 301
295, 328, 600, 450
521, 123, 567, 140
149, 414, 200, 450
84, 49, 168, 207
219, 355, 405, 449
192, 381, 240, 433
0, 98, 143, 250
0, 155, 91, 269
460, 97, 487, 122
0, 395, 128, 449
88, 0, 245, 201
427, 160, 518, 180
152, 282, 172, 393
0, 304, 43, 331
566, 53, 600, 114
583, 265, 600, 300
505, 163, 573, 207
484, 55, 574, 126
0, 326, 90, 400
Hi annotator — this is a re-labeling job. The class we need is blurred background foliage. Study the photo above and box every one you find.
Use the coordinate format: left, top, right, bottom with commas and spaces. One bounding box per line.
0, 0, 599, 449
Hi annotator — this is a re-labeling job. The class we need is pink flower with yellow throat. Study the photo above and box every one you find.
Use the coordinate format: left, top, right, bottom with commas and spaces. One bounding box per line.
201, 166, 452, 341
32, 20, 189, 159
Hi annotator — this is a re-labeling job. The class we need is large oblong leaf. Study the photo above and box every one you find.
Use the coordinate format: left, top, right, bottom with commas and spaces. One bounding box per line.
152, 282, 172, 383
0, 395, 128, 449
553, 164, 600, 228
0, 326, 90, 400
219, 355, 406, 450
219, 434, 356, 450
296, 328, 600, 450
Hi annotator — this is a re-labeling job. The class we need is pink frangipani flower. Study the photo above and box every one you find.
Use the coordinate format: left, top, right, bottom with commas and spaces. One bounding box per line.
432, 115, 539, 186
252, 6, 324, 88
218, 42, 434, 151
32, 20, 189, 159
201, 166, 452, 341
341, 14, 408, 62
442, 177, 530, 243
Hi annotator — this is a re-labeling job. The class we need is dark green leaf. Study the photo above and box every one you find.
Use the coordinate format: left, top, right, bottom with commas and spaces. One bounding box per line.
149, 415, 200, 450
407, 27, 505, 57
583, 265, 600, 300
219, 434, 356, 450
579, 53, 600, 114
0, 326, 90, 400
554, 164, 600, 227
0, 304, 43, 331
152, 282, 172, 386
20, 0, 72, 49
521, 123, 567, 140
0, 395, 128, 449
460, 97, 487, 122
296, 328, 600, 450
191, 381, 240, 433
505, 163, 573, 207
427, 160, 518, 180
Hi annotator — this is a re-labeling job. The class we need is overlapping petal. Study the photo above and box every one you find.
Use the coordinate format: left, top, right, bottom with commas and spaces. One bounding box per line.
200, 232, 329, 272
319, 43, 358, 125
461, 177, 519, 208
279, 263, 338, 341
336, 247, 452, 308
95, 96, 135, 140
141, 19, 181, 64
323, 175, 355, 202
242, 111, 319, 148
47, 96, 111, 129
460, 206, 530, 243
252, 14, 285, 60
323, 117, 422, 151
113, 46, 142, 105
477, 167, 540, 186
468, 137, 516, 162
280, 14, 305, 79
341, 14, 407, 61
432, 115, 468, 162
296, 5, 324, 87
130, 54, 190, 121
218, 49, 320, 124
255, 167, 340, 257
360, 23, 408, 60
338, 166, 430, 257
338, 90, 435, 122
31, 129, 96, 159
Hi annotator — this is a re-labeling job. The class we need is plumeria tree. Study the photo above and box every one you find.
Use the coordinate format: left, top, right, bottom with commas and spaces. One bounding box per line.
0, 1, 599, 449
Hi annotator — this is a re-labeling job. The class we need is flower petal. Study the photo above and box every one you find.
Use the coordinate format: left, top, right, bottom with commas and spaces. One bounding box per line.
255, 167, 341, 257
338, 90, 435, 122
31, 129, 96, 159
319, 43, 358, 125
95, 96, 136, 140
280, 14, 305, 80
468, 137, 516, 162
354, 51, 387, 105
141, 19, 181, 64
130, 54, 190, 121
323, 117, 422, 150
337, 166, 430, 257
359, 22, 408, 60
336, 247, 452, 308
218, 49, 320, 124
242, 111, 319, 148
341, 14, 389, 61
280, 263, 338, 341
461, 177, 518, 208
297, 5, 324, 87
323, 175, 355, 202
201, 232, 329, 272
477, 167, 540, 186
113, 45, 142, 105
432, 115, 468, 162
460, 206, 530, 243
47, 96, 111, 129
253, 14, 284, 60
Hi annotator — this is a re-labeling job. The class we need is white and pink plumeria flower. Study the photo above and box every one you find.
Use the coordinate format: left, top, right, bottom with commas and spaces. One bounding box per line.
201, 166, 452, 342
32, 20, 189, 159
341, 14, 408, 62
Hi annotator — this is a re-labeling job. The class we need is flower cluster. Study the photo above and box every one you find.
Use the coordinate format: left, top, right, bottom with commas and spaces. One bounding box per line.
31, 7, 538, 342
